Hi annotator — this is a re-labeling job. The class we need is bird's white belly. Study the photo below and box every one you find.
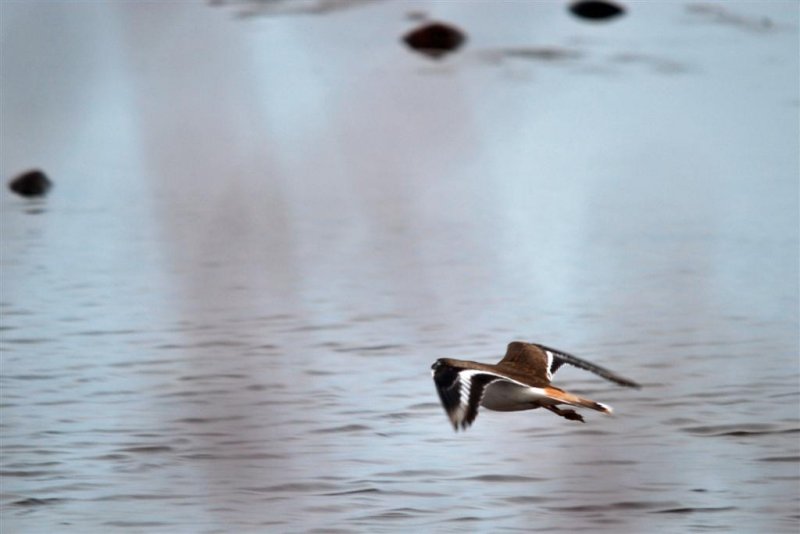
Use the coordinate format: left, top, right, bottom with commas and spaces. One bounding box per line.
480, 381, 553, 412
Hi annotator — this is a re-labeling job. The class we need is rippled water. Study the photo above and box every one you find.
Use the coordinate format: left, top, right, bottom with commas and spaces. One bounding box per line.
2, 1, 799, 532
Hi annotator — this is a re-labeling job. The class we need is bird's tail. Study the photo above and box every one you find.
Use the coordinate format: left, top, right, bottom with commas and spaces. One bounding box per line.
543, 386, 613, 414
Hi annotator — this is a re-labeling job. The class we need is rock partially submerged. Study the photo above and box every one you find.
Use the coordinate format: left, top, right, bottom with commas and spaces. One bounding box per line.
402, 22, 466, 60
8, 169, 52, 197
569, 1, 625, 21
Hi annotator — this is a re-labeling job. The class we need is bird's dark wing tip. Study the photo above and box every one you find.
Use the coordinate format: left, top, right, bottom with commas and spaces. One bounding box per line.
431, 361, 500, 431
535, 343, 642, 389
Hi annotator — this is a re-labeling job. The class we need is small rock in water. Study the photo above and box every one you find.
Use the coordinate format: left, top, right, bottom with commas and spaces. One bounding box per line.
402, 22, 466, 60
8, 169, 52, 197
569, 1, 625, 21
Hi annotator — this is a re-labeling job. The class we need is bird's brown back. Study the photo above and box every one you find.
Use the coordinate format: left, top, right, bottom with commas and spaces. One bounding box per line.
437, 341, 552, 388
494, 341, 552, 386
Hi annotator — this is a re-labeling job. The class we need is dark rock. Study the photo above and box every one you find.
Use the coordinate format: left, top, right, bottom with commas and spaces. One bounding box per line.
8, 169, 52, 197
402, 22, 466, 60
569, 1, 625, 21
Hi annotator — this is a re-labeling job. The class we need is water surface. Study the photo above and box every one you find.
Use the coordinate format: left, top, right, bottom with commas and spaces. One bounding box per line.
2, 1, 798, 532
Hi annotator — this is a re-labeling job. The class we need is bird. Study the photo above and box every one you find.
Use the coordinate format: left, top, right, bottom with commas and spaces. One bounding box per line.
431, 341, 640, 430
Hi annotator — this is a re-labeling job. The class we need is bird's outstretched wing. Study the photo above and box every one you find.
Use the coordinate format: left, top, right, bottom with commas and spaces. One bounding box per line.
532, 343, 641, 388
431, 360, 503, 430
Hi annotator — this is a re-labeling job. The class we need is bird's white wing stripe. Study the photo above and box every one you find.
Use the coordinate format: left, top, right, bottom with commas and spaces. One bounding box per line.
452, 369, 533, 426
456, 372, 473, 423
543, 350, 554, 381
459, 369, 529, 388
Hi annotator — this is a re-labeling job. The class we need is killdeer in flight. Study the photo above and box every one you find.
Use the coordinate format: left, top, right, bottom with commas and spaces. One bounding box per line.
431, 341, 640, 430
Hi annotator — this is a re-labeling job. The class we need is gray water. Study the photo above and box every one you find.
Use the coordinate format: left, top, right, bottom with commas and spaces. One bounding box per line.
1, 1, 799, 532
